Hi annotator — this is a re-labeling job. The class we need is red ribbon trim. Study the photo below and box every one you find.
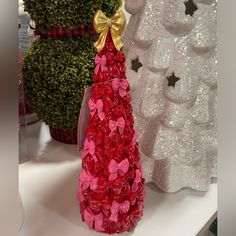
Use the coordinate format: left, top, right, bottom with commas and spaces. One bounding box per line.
35, 24, 96, 40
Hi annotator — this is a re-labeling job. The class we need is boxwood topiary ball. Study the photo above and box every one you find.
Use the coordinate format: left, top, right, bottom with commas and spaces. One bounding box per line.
23, 0, 121, 134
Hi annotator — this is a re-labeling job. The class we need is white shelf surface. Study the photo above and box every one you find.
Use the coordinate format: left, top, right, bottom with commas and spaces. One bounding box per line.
19, 122, 217, 236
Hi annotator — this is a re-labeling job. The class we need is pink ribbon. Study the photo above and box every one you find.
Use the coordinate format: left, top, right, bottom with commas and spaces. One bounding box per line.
108, 159, 129, 181
78, 170, 98, 202
77, 181, 85, 202
95, 55, 108, 75
131, 169, 142, 193
79, 170, 98, 192
109, 200, 130, 222
82, 138, 97, 161
112, 78, 129, 98
88, 98, 105, 121
84, 207, 104, 232
109, 117, 125, 137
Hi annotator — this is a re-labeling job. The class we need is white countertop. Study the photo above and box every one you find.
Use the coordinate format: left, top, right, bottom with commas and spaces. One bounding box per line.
19, 122, 217, 236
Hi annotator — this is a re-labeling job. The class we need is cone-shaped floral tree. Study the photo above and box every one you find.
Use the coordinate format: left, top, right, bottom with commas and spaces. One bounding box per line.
77, 10, 145, 234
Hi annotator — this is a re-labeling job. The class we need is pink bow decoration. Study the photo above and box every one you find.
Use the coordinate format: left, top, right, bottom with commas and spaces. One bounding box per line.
109, 200, 130, 222
109, 117, 125, 137
95, 55, 108, 75
132, 131, 138, 147
78, 169, 98, 203
88, 98, 105, 121
108, 159, 129, 181
82, 138, 97, 161
112, 78, 129, 98
84, 207, 105, 232
79, 170, 98, 192
132, 169, 142, 193
77, 180, 85, 202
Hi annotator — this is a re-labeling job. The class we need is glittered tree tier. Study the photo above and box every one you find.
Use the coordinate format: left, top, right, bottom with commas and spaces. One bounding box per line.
77, 33, 145, 234
123, 0, 217, 192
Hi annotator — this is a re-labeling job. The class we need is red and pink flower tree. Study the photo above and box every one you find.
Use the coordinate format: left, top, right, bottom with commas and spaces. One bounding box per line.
77, 10, 145, 234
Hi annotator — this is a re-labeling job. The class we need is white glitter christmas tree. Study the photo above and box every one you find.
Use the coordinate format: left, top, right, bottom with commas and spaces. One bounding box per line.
123, 0, 217, 192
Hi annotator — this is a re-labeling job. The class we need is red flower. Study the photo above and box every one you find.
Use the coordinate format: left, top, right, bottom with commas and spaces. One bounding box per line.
122, 181, 132, 194
103, 84, 114, 98
109, 65, 120, 78
90, 115, 100, 128
116, 144, 124, 158
100, 71, 110, 82
128, 152, 136, 167
106, 54, 115, 66
113, 104, 125, 117
125, 116, 134, 128
126, 168, 135, 180
106, 40, 116, 51
83, 158, 95, 175
119, 63, 127, 78
65, 26, 71, 39
93, 73, 100, 83
111, 133, 121, 145
129, 194, 137, 206
88, 194, 111, 217
94, 161, 104, 174
123, 93, 132, 103
115, 52, 126, 63
52, 27, 57, 40
124, 103, 133, 114
103, 97, 113, 113
73, 25, 79, 38
97, 177, 108, 194
92, 85, 103, 100
95, 145, 104, 159
58, 26, 64, 40
80, 25, 86, 37
109, 177, 123, 195
120, 214, 134, 231
95, 131, 104, 145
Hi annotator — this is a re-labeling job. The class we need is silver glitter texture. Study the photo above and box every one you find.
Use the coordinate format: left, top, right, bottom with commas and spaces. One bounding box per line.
124, 0, 217, 192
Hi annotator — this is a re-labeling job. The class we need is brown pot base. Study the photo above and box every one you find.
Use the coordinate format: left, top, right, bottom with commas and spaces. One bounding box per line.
49, 126, 77, 145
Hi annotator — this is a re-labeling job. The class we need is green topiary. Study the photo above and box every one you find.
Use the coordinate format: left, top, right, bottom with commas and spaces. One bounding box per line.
23, 0, 121, 27
23, 0, 121, 132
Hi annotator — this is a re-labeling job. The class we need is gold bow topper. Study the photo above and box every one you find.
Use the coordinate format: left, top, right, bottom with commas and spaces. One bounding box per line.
93, 10, 126, 52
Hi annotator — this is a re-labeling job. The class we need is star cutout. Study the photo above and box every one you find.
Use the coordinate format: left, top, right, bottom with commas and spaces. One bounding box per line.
131, 57, 143, 73
184, 0, 198, 16
167, 73, 180, 87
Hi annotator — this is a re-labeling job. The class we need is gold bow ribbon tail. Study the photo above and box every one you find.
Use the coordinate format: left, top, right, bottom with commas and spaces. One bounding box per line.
93, 10, 126, 52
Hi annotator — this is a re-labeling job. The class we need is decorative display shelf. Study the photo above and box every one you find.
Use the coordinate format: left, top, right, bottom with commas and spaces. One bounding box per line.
19, 122, 217, 236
